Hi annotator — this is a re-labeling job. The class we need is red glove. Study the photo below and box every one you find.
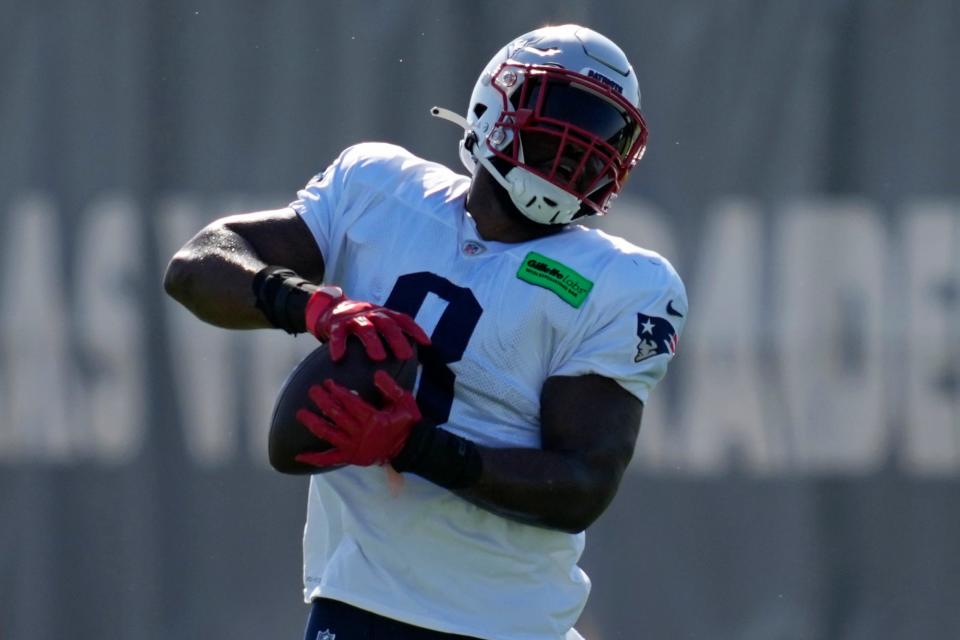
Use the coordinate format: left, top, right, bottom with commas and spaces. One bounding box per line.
305, 286, 430, 362
294, 370, 422, 468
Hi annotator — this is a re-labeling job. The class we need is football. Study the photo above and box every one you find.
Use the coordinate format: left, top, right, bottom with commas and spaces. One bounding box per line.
268, 338, 419, 474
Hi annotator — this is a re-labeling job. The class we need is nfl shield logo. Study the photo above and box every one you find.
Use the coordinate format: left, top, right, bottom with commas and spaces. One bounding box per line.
316, 630, 336, 640
462, 240, 486, 256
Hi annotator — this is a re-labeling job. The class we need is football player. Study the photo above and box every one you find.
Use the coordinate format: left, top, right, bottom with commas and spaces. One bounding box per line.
164, 24, 686, 640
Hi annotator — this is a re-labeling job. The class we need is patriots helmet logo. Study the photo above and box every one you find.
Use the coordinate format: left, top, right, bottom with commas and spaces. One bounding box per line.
634, 312, 678, 363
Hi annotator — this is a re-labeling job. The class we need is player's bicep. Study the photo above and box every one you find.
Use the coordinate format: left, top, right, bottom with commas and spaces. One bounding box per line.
540, 374, 643, 482
220, 208, 325, 281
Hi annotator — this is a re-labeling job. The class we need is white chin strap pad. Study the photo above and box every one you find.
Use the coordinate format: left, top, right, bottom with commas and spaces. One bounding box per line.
476, 155, 581, 225
431, 106, 582, 225
504, 167, 581, 224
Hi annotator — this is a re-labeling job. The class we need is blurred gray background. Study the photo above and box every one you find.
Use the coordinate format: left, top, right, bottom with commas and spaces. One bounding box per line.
1, 1, 959, 638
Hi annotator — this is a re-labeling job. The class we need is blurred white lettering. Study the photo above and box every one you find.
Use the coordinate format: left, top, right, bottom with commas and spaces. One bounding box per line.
680, 201, 781, 473
777, 201, 889, 472
0, 196, 74, 460
73, 196, 146, 461
902, 202, 960, 474
1, 193, 957, 474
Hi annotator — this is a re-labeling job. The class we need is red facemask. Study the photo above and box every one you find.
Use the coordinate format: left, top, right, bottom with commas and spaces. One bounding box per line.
484, 62, 648, 215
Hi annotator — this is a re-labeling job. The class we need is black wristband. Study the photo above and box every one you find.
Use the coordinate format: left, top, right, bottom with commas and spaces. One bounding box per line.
393, 421, 483, 490
252, 266, 317, 334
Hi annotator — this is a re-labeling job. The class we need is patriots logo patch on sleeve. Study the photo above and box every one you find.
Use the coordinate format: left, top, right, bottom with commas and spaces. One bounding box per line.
635, 313, 679, 363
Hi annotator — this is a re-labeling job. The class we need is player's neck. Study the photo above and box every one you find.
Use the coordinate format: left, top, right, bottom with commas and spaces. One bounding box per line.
466, 168, 567, 244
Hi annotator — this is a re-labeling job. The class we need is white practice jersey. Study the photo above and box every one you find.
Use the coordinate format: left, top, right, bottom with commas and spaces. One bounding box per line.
289, 143, 686, 640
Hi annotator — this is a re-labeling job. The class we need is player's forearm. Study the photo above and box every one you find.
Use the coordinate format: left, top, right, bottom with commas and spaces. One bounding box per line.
163, 224, 272, 329
395, 421, 625, 533
457, 445, 623, 534
394, 375, 639, 533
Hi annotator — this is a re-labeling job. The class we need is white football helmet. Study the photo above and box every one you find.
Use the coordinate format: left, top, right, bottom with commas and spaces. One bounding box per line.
432, 24, 647, 225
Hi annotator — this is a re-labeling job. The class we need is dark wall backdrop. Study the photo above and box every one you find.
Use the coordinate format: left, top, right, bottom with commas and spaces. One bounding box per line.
2, 2, 959, 639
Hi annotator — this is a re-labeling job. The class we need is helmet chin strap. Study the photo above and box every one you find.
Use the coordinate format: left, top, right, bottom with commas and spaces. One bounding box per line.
430, 106, 580, 225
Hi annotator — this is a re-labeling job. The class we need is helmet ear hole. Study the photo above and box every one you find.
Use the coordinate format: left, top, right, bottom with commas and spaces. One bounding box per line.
464, 132, 478, 153
473, 104, 488, 119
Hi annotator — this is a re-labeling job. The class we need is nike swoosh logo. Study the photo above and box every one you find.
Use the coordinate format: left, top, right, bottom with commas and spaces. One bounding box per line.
666, 299, 684, 318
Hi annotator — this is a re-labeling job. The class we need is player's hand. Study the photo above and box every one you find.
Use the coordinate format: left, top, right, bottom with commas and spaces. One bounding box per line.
304, 286, 430, 361
294, 371, 422, 468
